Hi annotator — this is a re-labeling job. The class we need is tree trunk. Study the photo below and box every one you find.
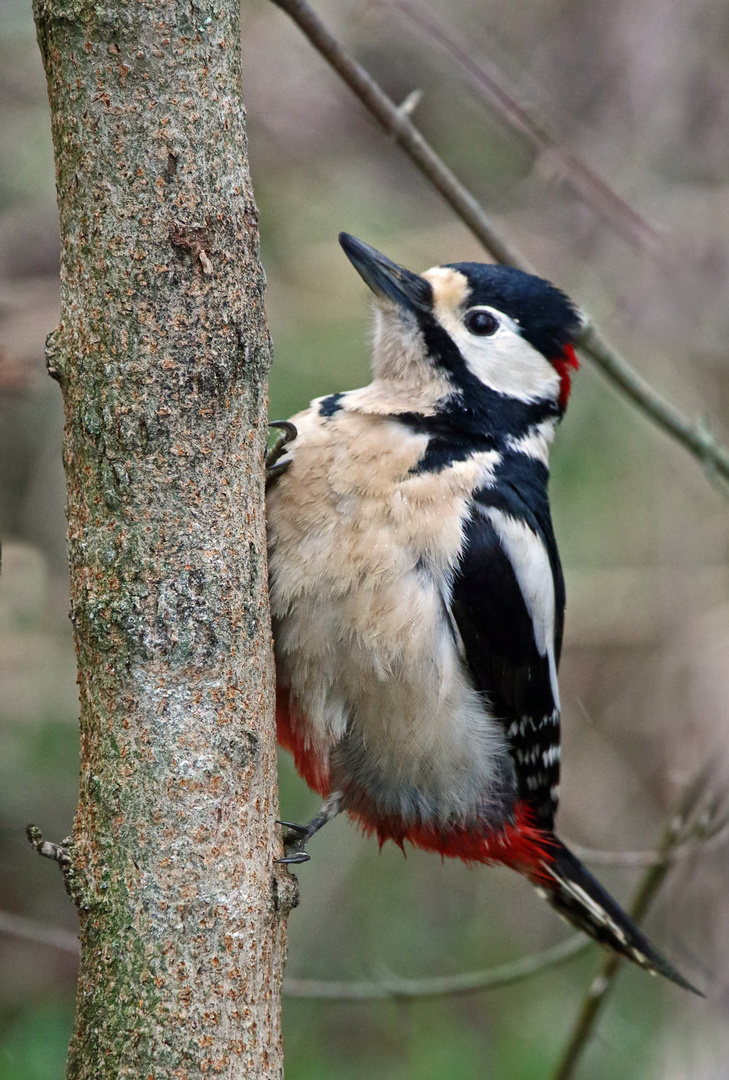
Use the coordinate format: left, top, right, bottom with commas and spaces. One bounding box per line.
32, 0, 295, 1075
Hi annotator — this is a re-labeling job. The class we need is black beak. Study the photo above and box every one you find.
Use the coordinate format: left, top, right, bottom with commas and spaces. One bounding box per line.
339, 233, 433, 313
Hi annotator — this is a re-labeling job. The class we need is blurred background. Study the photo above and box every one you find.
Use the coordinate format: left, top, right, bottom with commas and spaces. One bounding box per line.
1, 0, 729, 1076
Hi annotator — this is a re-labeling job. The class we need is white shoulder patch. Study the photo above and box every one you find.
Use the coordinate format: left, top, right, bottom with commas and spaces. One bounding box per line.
479, 506, 560, 709
504, 419, 558, 464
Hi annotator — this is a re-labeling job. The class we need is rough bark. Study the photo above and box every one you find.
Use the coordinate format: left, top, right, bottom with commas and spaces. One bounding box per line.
32, 0, 295, 1075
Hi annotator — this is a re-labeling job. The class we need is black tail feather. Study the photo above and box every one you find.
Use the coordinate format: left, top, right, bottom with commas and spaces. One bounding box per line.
533, 839, 702, 995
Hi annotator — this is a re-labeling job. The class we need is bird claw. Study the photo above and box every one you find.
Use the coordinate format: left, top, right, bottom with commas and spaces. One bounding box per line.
275, 794, 343, 865
277, 819, 309, 836
266, 422, 297, 487
276, 818, 313, 864
276, 850, 311, 865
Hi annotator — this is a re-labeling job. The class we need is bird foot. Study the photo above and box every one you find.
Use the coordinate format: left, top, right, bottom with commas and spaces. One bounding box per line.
276, 793, 344, 864
266, 422, 297, 487
276, 819, 314, 864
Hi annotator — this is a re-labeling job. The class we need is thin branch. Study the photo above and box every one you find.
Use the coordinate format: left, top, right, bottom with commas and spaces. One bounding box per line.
0, 909, 80, 956
269, 0, 729, 491
0, 903, 588, 999
579, 322, 729, 493
283, 934, 590, 1000
270, 0, 531, 270
282, 788, 720, 1009
568, 806, 729, 866
551, 775, 711, 1080
385, 0, 661, 252
26, 823, 73, 864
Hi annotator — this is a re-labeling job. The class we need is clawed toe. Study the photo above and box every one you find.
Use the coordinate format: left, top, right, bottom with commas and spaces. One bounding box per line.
275, 793, 343, 866
266, 422, 297, 487
276, 850, 312, 865
276, 819, 314, 864
276, 819, 309, 837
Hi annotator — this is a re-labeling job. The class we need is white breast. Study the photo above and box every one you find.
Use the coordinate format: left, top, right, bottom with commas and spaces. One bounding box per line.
267, 405, 513, 824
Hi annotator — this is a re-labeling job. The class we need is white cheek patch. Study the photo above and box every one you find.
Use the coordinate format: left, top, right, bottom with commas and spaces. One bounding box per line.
423, 266, 561, 405
450, 313, 559, 403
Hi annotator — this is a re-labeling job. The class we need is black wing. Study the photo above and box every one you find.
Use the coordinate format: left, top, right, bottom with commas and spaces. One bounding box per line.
449, 495, 565, 828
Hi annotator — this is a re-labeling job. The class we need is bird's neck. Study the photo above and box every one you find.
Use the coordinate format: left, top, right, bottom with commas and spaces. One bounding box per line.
393, 397, 559, 458
343, 380, 561, 484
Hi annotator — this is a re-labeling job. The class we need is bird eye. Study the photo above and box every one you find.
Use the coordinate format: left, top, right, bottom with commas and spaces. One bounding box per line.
464, 309, 498, 336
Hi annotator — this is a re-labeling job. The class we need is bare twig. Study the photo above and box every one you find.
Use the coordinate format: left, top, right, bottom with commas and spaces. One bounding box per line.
0, 903, 587, 1000
270, 0, 530, 270
578, 322, 729, 492
385, 0, 661, 252
283, 934, 589, 1000
25, 823, 72, 863
26, 824, 83, 907
269, 0, 729, 490
280, 791, 725, 1007
0, 908, 79, 956
551, 776, 710, 1080
568, 802, 729, 866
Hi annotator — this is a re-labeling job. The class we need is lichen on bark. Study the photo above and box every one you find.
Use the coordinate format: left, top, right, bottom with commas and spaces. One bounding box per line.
32, 0, 293, 1075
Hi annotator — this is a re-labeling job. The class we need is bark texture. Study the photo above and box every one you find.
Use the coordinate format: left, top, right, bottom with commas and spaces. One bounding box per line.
33, 0, 295, 1075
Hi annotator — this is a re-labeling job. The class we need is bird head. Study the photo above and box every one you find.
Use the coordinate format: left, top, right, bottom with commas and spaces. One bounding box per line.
339, 233, 581, 416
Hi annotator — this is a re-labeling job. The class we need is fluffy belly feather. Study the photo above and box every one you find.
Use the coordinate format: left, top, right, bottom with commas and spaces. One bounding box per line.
267, 406, 514, 827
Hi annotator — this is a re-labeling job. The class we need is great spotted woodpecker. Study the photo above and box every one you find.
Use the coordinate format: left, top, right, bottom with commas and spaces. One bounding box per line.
266, 233, 698, 992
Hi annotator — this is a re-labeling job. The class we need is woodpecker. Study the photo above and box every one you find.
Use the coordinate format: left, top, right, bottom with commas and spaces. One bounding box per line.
267, 232, 698, 993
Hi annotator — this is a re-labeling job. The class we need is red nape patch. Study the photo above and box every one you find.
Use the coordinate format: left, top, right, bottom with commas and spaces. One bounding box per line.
551, 343, 580, 410
351, 801, 556, 877
275, 688, 330, 797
